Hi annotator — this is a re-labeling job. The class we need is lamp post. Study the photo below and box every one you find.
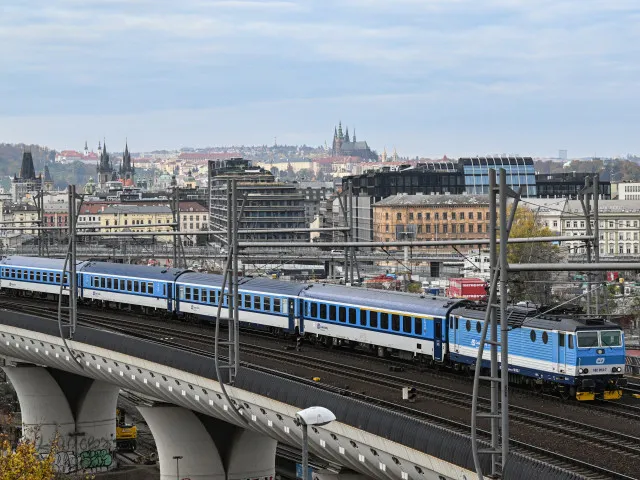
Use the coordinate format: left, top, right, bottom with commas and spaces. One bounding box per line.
296, 406, 336, 480
172, 455, 183, 480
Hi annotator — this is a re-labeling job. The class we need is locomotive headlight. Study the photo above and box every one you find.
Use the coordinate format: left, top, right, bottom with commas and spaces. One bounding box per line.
578, 368, 583, 374
583, 368, 588, 374
597, 349, 604, 355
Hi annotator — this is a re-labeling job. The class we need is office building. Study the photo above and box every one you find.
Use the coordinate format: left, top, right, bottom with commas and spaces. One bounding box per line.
208, 158, 308, 244
535, 172, 611, 199
460, 156, 536, 197
372, 193, 491, 245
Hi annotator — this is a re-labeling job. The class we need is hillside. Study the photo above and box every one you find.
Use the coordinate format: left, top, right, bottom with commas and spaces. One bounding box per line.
0, 143, 54, 177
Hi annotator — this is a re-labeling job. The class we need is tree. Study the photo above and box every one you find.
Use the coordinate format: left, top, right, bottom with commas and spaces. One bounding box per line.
0, 435, 57, 480
504, 206, 560, 304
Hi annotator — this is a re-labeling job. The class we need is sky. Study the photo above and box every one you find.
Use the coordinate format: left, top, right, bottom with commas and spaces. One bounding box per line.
1, 0, 639, 158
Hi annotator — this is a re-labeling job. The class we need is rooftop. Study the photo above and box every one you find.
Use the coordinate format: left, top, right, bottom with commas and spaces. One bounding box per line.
373, 193, 489, 207
102, 205, 172, 214
566, 199, 640, 214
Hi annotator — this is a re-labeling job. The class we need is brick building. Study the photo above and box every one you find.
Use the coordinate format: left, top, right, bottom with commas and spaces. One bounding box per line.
372, 193, 491, 247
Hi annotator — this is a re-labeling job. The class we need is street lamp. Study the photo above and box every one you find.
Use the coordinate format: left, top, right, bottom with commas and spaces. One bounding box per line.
172, 455, 183, 480
296, 407, 336, 480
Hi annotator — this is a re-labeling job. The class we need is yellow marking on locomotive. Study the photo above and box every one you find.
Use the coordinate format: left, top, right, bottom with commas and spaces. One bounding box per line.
603, 390, 623, 400
576, 391, 596, 401
632, 393, 640, 399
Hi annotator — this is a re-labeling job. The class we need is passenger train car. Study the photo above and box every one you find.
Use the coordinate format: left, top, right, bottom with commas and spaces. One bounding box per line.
0, 256, 627, 400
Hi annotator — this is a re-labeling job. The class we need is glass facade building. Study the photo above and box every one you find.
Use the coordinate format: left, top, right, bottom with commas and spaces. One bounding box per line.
459, 157, 536, 197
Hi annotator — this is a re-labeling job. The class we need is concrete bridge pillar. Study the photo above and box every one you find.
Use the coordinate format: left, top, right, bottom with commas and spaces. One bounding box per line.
138, 405, 277, 480
2, 365, 119, 474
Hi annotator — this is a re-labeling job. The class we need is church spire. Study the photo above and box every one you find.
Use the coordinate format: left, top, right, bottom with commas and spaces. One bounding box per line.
338, 121, 343, 140
345, 127, 350, 143
353, 128, 356, 142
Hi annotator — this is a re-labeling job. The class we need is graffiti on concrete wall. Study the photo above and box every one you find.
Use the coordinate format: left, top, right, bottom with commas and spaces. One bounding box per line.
35, 433, 115, 474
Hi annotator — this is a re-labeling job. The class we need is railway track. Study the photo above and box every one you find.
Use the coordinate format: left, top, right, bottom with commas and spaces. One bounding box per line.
1, 298, 638, 479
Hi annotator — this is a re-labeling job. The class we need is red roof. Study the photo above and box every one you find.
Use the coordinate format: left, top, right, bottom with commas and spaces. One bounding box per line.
179, 201, 207, 212
58, 150, 83, 157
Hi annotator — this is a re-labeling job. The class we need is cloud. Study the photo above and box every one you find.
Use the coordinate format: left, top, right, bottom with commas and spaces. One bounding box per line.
1, 0, 639, 156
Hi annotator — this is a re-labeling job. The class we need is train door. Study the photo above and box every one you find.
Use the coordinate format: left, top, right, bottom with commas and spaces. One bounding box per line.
434, 318, 444, 362
167, 284, 174, 312
297, 299, 305, 334
288, 298, 296, 333
557, 332, 567, 374
450, 316, 458, 354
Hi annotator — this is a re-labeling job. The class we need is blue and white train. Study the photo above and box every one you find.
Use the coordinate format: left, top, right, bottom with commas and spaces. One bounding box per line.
0, 256, 627, 401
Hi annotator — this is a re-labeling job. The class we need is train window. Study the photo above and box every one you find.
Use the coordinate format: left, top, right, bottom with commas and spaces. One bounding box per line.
36, 272, 41, 281
530, 330, 536, 342
193, 289, 200, 302
64, 274, 69, 284
403, 316, 411, 333
16, 270, 22, 279
601, 330, 622, 347
542, 332, 548, 344
120, 279, 125, 290
101, 277, 106, 289
311, 302, 318, 318
132, 281, 138, 292
414, 318, 423, 335
163, 284, 167, 297
244, 295, 251, 308
282, 300, 289, 314
476, 322, 482, 333
107, 278, 112, 289
274, 298, 281, 312
148, 282, 153, 294
264, 297, 271, 311
391, 315, 400, 331
449, 318, 454, 329
254, 296, 261, 310
466, 320, 471, 331
140, 282, 146, 294
329, 305, 336, 321
558, 333, 565, 347
93, 277, 99, 288
380, 313, 389, 330
185, 287, 191, 300
29, 271, 34, 280
568, 335, 574, 349
369, 311, 378, 328
348, 309, 357, 325
319, 303, 327, 319
126, 280, 132, 291
55, 274, 61, 283
338, 307, 346, 323
577, 331, 598, 348
360, 311, 366, 326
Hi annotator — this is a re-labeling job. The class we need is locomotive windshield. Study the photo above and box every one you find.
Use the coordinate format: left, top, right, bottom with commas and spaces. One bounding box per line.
600, 330, 622, 347
577, 332, 599, 348
576, 330, 623, 348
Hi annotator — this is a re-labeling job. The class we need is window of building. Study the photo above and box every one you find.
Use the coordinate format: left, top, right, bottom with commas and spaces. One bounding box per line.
459, 212, 464, 220
451, 224, 456, 234
425, 224, 431, 233
426, 212, 430, 220
417, 212, 422, 220
443, 212, 448, 220
451, 212, 456, 220
409, 212, 414, 220
442, 224, 448, 234
468, 224, 473, 233
468, 212, 473, 220
435, 212, 439, 220
397, 213, 402, 220
477, 224, 482, 233
385, 212, 389, 220
477, 212, 482, 220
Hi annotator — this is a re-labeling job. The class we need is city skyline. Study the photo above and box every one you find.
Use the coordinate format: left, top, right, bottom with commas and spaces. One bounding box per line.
1, 1, 639, 158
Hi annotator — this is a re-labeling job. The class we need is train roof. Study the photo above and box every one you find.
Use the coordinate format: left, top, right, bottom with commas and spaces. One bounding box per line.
452, 304, 621, 332
81, 261, 188, 281
301, 283, 460, 316
0, 256, 88, 270
177, 272, 307, 296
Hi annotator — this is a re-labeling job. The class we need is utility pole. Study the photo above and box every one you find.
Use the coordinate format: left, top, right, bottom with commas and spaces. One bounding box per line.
593, 175, 600, 314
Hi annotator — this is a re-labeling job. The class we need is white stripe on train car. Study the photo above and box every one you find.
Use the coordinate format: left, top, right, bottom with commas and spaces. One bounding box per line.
82, 288, 167, 309
306, 320, 436, 357
180, 301, 290, 329
1, 279, 70, 296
